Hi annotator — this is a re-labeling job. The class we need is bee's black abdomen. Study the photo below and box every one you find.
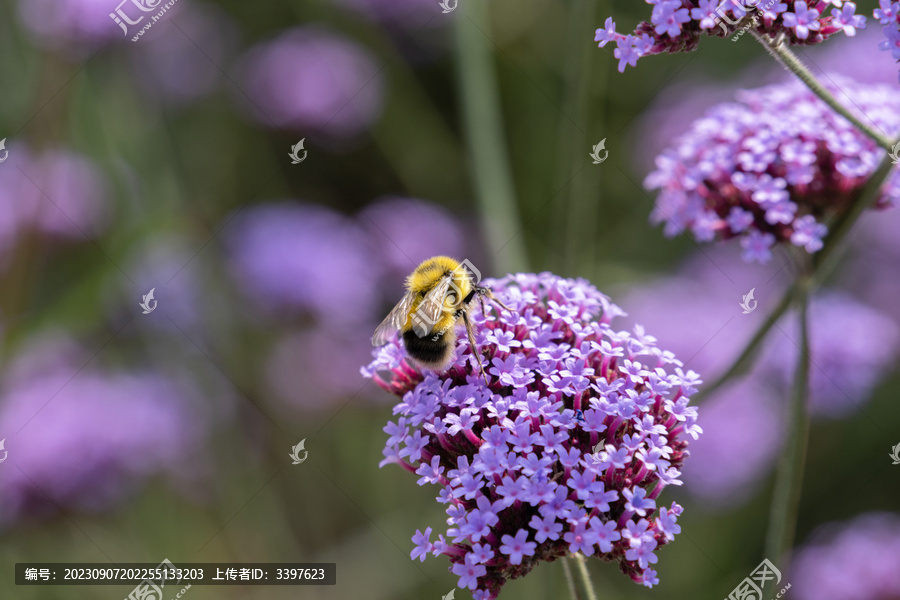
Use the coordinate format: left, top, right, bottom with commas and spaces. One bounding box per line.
402, 329, 456, 370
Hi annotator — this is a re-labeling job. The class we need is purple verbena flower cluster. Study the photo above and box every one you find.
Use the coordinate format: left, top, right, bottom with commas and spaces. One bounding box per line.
362, 273, 702, 597
596, 1, 864, 72
874, 0, 900, 81
645, 76, 900, 263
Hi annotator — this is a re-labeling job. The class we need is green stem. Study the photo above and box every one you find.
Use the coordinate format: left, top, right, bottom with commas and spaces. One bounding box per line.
567, 554, 599, 600
557, 0, 606, 275
763, 273, 811, 578
751, 31, 894, 151
561, 556, 582, 600
454, 5, 529, 275
695, 151, 899, 403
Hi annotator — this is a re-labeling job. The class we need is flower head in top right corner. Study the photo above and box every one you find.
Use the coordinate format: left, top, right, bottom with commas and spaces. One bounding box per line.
644, 76, 900, 263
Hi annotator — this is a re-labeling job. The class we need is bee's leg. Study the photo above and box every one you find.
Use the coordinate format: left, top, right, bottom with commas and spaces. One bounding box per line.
482, 288, 513, 313
462, 310, 489, 385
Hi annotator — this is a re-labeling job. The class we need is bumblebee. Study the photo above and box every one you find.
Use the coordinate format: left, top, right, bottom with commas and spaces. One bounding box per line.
372, 256, 512, 381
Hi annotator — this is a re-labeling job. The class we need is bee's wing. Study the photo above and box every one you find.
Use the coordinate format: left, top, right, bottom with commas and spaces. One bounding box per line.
372, 291, 416, 346
415, 274, 455, 334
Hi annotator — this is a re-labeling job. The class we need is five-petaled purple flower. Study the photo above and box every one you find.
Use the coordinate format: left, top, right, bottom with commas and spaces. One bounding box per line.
363, 273, 701, 597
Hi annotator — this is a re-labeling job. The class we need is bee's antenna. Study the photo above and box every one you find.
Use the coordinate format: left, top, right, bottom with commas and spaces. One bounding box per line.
482, 287, 513, 314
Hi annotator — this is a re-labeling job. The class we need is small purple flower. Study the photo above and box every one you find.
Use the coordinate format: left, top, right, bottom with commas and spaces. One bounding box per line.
595, 17, 619, 47
652, 1, 691, 38
411, 527, 433, 561
623, 486, 657, 517
830, 2, 866, 36
499, 529, 537, 565
783, 1, 822, 39
874, 0, 900, 24
452, 561, 487, 591
692, 0, 720, 29
790, 214, 828, 252
364, 273, 701, 596
614, 35, 643, 73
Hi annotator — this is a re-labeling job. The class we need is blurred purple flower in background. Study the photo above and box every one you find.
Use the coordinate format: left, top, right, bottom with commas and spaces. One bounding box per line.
623, 248, 899, 417
225, 202, 381, 327
679, 380, 783, 505
238, 27, 384, 139
0, 145, 110, 263
18, 0, 126, 49
620, 246, 899, 502
844, 207, 900, 328
364, 273, 702, 595
645, 77, 900, 263
130, 2, 236, 106
126, 233, 204, 329
265, 326, 376, 412
359, 196, 466, 290
761, 293, 899, 417
621, 246, 790, 379
791, 512, 900, 600
0, 336, 208, 526
335, 0, 444, 30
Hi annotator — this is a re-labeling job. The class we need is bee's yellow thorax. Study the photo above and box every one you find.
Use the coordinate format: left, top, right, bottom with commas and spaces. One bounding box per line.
404, 256, 474, 332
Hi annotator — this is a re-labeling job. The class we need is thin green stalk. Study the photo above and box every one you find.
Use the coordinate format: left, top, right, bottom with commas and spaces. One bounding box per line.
696, 151, 899, 402
568, 553, 599, 600
561, 555, 582, 600
454, 4, 529, 275
751, 31, 894, 151
763, 274, 811, 579
557, 0, 606, 275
